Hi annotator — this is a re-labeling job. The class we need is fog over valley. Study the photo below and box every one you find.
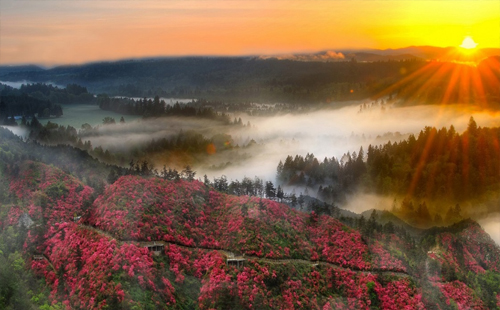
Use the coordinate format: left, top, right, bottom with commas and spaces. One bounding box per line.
4, 99, 500, 244
68, 102, 500, 182
2, 1, 500, 308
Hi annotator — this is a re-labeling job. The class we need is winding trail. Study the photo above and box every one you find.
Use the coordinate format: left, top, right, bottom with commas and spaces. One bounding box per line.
77, 223, 411, 278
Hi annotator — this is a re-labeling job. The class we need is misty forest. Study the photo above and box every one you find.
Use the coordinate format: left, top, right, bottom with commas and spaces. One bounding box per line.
1, 19, 500, 310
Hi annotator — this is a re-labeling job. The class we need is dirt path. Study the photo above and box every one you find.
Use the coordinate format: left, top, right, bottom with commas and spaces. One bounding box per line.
78, 224, 411, 278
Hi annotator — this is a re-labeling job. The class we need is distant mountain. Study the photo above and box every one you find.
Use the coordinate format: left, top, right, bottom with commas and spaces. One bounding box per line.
478, 55, 500, 75
363, 46, 457, 59
0, 65, 45, 76
346, 46, 500, 62
0, 56, 429, 101
262, 46, 500, 63
261, 50, 424, 62
345, 52, 423, 62
0, 46, 498, 104
477, 56, 500, 101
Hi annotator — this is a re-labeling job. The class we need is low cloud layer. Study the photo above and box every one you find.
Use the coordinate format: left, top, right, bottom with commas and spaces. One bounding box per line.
4, 101, 500, 244
259, 50, 345, 62
477, 214, 500, 246
67, 102, 500, 184
84, 117, 229, 153
199, 103, 500, 181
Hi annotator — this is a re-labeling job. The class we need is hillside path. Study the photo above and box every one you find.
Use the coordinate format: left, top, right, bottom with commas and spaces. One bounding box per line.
77, 223, 411, 278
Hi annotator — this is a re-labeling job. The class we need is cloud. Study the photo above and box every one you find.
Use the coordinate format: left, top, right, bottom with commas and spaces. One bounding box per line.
83, 117, 238, 153
259, 50, 345, 62
5, 100, 500, 243
78, 102, 500, 184
476, 213, 500, 246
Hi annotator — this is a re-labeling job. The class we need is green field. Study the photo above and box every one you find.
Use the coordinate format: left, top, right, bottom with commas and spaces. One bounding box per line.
40, 104, 142, 127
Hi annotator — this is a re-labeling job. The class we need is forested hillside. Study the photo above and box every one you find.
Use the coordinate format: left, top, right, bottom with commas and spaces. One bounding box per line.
277, 117, 500, 225
0, 82, 95, 124
1, 130, 500, 309
2, 56, 498, 105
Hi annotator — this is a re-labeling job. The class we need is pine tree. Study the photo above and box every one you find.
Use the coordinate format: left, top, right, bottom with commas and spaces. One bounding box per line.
258, 198, 266, 211
265, 181, 276, 199
277, 160, 284, 180
298, 194, 305, 210
467, 116, 478, 137
276, 185, 284, 202
181, 165, 196, 181
290, 193, 297, 208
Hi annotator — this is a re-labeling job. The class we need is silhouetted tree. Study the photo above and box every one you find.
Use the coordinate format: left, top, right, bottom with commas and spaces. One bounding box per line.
265, 181, 276, 199
181, 165, 196, 181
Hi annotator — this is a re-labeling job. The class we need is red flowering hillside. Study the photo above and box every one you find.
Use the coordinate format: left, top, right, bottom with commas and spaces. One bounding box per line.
90, 176, 375, 270
423, 220, 500, 309
8, 161, 94, 226
31, 222, 177, 309
436, 280, 487, 310
426, 220, 500, 279
2, 161, 500, 309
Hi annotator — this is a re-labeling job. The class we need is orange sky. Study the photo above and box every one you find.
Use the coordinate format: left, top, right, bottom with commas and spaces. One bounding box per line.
0, 0, 498, 66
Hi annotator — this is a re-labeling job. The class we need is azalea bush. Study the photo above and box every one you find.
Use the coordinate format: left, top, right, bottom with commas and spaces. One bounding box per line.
32, 222, 176, 309
438, 280, 487, 310
2, 162, 500, 309
90, 176, 376, 270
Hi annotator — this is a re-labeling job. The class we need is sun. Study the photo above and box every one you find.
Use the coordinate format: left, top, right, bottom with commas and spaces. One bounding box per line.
460, 36, 478, 49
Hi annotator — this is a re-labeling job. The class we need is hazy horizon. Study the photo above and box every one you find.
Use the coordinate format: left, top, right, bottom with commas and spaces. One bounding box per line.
1, 0, 498, 66
1, 45, 499, 68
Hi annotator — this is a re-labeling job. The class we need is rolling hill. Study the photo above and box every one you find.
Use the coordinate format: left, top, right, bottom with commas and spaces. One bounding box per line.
1, 131, 499, 309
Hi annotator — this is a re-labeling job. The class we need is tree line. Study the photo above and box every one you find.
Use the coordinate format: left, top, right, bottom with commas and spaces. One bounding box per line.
365, 117, 499, 200
277, 117, 500, 225
19, 83, 94, 104
0, 83, 64, 123
276, 150, 366, 203
97, 95, 236, 123
21, 116, 247, 171
0, 82, 97, 124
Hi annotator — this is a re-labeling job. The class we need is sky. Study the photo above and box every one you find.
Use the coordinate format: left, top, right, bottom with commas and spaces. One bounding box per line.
0, 0, 499, 66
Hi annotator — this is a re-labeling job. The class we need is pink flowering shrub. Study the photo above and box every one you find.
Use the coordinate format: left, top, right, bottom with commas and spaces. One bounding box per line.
310, 215, 370, 269
9, 161, 93, 225
91, 177, 374, 270
196, 258, 424, 310
368, 240, 406, 271
31, 222, 175, 309
324, 267, 376, 309
457, 224, 500, 272
5, 162, 500, 309
374, 279, 425, 309
6, 205, 23, 225
438, 280, 487, 310
432, 224, 500, 281
90, 176, 209, 244
165, 244, 192, 283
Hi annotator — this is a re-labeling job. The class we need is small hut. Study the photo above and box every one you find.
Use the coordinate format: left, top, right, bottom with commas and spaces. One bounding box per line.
142, 241, 165, 256
226, 257, 246, 268
33, 254, 45, 261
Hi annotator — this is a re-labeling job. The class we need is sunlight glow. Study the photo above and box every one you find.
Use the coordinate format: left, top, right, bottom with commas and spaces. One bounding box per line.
460, 36, 478, 49
0, 0, 498, 65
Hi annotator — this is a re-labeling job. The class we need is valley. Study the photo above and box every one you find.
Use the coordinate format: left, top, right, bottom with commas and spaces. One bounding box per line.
1, 5, 500, 307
